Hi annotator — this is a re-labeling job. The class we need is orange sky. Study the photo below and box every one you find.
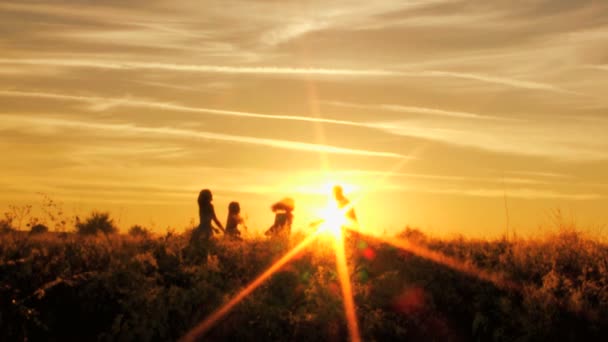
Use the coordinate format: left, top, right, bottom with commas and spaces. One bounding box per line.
1, 1, 607, 237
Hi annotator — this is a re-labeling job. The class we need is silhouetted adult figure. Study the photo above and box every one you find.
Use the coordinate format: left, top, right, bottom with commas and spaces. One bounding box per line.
333, 185, 357, 224
265, 197, 294, 240
225, 201, 246, 240
190, 189, 224, 258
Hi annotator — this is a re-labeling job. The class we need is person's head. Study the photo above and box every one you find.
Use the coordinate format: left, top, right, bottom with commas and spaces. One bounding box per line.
271, 197, 295, 213
198, 189, 212, 206
228, 201, 240, 215
333, 185, 344, 200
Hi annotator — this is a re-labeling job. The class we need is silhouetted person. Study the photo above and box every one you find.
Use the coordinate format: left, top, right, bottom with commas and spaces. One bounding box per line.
265, 197, 294, 240
225, 201, 246, 240
190, 189, 224, 256
333, 185, 357, 224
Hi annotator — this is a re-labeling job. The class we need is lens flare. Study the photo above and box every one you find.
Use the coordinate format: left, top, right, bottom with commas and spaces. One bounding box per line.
332, 223, 362, 342
180, 232, 319, 342
347, 227, 520, 291
316, 203, 348, 240
311, 196, 361, 342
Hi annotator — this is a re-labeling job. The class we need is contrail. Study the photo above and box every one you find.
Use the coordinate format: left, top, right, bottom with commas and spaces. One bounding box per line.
0, 58, 575, 94
0, 114, 404, 158
401, 70, 578, 95
0, 90, 370, 128
324, 100, 506, 120
0, 58, 399, 76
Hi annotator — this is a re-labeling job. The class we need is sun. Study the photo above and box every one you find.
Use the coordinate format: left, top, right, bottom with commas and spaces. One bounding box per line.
316, 203, 347, 240
310, 183, 360, 242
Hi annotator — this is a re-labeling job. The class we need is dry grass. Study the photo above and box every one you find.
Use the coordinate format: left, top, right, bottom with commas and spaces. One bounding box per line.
1, 215, 607, 341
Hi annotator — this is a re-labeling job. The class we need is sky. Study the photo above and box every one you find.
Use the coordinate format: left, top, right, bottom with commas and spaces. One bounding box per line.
1, 0, 607, 237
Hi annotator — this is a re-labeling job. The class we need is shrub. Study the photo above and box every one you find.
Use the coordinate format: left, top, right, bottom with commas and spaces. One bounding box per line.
29, 223, 49, 235
0, 219, 14, 234
128, 225, 151, 238
397, 226, 428, 243
75, 211, 118, 235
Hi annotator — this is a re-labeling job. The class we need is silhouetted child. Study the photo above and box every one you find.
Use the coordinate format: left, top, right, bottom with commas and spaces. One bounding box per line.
190, 189, 225, 255
265, 197, 294, 240
225, 201, 246, 240
333, 185, 361, 252
333, 185, 357, 223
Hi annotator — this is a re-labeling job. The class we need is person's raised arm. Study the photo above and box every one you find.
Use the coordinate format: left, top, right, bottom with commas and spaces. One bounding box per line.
237, 215, 247, 232
212, 208, 225, 232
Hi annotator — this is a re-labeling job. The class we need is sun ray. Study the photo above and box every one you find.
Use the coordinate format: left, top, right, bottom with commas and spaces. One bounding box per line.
348, 227, 520, 291
309, 200, 361, 341
180, 232, 320, 342
330, 145, 519, 290
333, 226, 362, 342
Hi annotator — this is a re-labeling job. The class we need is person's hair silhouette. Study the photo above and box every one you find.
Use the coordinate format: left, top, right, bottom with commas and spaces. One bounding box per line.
195, 189, 225, 240
265, 197, 294, 239
225, 201, 246, 240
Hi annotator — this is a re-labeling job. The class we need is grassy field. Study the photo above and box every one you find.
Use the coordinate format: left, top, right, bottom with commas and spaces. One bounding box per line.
1, 213, 607, 341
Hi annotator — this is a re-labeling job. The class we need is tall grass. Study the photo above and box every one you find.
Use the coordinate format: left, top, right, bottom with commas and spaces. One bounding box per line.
1, 218, 607, 341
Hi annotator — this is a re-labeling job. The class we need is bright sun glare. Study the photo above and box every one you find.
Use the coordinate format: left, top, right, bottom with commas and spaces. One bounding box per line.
314, 180, 359, 241
317, 203, 347, 239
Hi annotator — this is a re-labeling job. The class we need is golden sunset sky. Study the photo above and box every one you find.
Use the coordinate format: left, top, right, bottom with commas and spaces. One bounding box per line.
1, 0, 607, 237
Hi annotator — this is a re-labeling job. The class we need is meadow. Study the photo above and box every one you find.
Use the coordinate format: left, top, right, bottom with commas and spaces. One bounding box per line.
1, 209, 607, 341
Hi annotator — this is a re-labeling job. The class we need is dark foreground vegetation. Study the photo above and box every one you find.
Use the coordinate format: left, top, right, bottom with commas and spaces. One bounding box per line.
1, 211, 607, 341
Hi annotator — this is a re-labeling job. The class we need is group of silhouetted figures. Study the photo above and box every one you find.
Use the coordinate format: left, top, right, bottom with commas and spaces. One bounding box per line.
189, 186, 355, 255
191, 189, 246, 244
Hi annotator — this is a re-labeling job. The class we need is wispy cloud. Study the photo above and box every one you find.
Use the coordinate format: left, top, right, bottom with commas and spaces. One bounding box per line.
255, 1, 438, 46
399, 69, 578, 95
589, 65, 608, 71
373, 118, 608, 161
0, 90, 372, 128
0, 58, 399, 77
261, 20, 330, 46
379, 184, 602, 200
503, 170, 572, 179
330, 169, 551, 186
71, 145, 188, 160
131, 80, 204, 93
4, 90, 605, 161
425, 187, 602, 200
324, 100, 506, 120
0, 114, 404, 159
0, 58, 576, 95
0, 2, 141, 22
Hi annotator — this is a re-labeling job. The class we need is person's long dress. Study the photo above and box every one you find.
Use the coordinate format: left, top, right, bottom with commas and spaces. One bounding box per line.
191, 203, 214, 249
266, 211, 292, 239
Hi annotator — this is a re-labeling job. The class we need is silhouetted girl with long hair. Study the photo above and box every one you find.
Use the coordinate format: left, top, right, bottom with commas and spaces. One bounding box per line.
191, 189, 224, 252
225, 201, 246, 240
